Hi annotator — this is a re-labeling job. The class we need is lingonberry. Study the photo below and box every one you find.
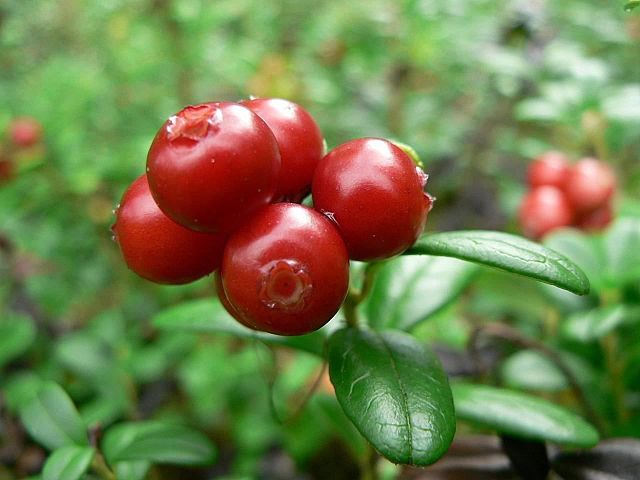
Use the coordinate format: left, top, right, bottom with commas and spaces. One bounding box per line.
220, 203, 349, 335
311, 137, 432, 261
519, 186, 573, 239
527, 151, 570, 189
8, 117, 42, 148
146, 102, 281, 233
242, 98, 324, 201
564, 158, 616, 214
0, 156, 14, 184
113, 175, 226, 284
574, 201, 613, 232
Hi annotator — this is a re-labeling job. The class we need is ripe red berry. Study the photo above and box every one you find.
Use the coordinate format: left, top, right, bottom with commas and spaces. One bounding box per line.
311, 138, 431, 261
9, 117, 42, 148
519, 186, 573, 239
527, 151, 570, 189
146, 102, 281, 233
113, 175, 227, 284
242, 98, 324, 201
220, 203, 349, 335
564, 158, 616, 214
574, 201, 613, 232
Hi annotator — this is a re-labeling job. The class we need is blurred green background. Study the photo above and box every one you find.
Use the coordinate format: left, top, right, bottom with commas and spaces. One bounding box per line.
1, 1, 639, 478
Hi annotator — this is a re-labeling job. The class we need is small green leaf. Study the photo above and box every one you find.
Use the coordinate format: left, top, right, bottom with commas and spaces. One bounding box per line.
604, 218, 640, 286
102, 420, 216, 466
42, 445, 94, 480
562, 305, 640, 342
407, 231, 590, 295
114, 461, 150, 480
19, 382, 88, 450
625, 1, 640, 12
153, 298, 326, 356
364, 256, 477, 330
328, 328, 455, 466
0, 313, 36, 368
501, 351, 568, 392
2, 372, 43, 414
452, 383, 599, 447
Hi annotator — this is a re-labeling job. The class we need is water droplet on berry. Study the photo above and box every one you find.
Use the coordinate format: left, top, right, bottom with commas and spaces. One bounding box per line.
259, 260, 312, 313
320, 209, 338, 225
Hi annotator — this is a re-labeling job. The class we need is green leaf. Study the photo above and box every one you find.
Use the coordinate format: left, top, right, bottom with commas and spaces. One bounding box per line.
114, 461, 150, 480
102, 420, 216, 466
501, 351, 568, 392
604, 218, 640, 286
452, 383, 599, 447
327, 328, 455, 466
19, 382, 88, 450
625, 1, 640, 12
153, 298, 326, 356
364, 256, 477, 330
407, 231, 590, 295
42, 445, 94, 480
562, 305, 640, 342
2, 372, 43, 414
544, 229, 605, 290
0, 313, 36, 368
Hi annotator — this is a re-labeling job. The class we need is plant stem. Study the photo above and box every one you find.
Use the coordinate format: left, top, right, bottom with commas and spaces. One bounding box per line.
343, 261, 383, 328
92, 452, 116, 480
469, 323, 607, 435
602, 333, 629, 424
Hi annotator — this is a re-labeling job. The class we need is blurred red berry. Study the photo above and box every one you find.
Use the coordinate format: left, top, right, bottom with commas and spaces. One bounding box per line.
575, 201, 613, 232
9, 117, 42, 148
519, 186, 574, 239
564, 158, 616, 214
0, 157, 14, 184
527, 151, 570, 189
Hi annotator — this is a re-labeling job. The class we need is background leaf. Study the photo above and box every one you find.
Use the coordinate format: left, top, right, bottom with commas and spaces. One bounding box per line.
407, 231, 590, 295
153, 298, 327, 356
42, 445, 94, 480
102, 420, 216, 466
328, 328, 455, 466
363, 256, 477, 330
452, 383, 599, 447
604, 218, 640, 286
19, 382, 88, 450
0, 313, 36, 368
562, 304, 640, 342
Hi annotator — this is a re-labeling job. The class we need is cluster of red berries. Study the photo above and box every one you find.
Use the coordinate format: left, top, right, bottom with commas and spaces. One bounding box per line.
113, 98, 432, 335
519, 152, 616, 240
0, 117, 42, 184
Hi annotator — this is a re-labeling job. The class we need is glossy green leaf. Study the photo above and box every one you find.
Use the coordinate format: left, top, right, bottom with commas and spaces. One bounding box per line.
19, 382, 88, 450
406, 231, 590, 295
452, 383, 599, 447
42, 445, 94, 480
544, 229, 605, 290
328, 328, 455, 466
153, 298, 326, 356
102, 420, 216, 466
604, 218, 640, 286
364, 256, 477, 330
562, 305, 640, 342
0, 313, 36, 368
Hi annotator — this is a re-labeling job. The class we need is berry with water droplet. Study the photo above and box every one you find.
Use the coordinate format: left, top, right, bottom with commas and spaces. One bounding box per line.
311, 137, 432, 260
147, 102, 281, 233
242, 98, 324, 201
220, 203, 349, 335
112, 175, 227, 284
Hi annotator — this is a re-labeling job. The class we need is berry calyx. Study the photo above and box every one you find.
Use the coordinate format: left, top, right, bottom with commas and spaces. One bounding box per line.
113, 175, 227, 284
146, 102, 281, 233
220, 203, 349, 335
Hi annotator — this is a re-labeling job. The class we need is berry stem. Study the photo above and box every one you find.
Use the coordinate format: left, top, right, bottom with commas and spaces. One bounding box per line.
343, 262, 383, 328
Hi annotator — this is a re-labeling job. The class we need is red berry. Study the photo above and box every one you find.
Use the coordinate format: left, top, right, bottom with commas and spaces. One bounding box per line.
146, 102, 281, 233
527, 151, 570, 189
519, 186, 573, 239
113, 175, 226, 284
311, 138, 431, 261
220, 203, 349, 335
9, 117, 42, 148
575, 201, 613, 232
242, 98, 324, 200
564, 158, 616, 214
